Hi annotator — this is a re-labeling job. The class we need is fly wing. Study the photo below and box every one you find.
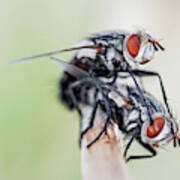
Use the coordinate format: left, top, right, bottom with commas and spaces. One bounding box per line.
50, 57, 89, 78
11, 45, 97, 65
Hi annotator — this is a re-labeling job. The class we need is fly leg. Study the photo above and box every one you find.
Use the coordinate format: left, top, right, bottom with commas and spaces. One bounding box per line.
86, 89, 112, 148
132, 69, 172, 117
126, 140, 157, 162
68, 77, 113, 148
128, 70, 154, 124
80, 89, 99, 146
123, 127, 140, 160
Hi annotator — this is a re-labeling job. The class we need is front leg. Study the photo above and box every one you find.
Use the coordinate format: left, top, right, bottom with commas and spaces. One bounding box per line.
132, 69, 172, 117
128, 70, 154, 124
126, 140, 157, 162
123, 127, 140, 160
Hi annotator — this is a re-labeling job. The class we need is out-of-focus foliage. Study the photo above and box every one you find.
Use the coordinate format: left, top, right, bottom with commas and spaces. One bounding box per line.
1, 0, 180, 180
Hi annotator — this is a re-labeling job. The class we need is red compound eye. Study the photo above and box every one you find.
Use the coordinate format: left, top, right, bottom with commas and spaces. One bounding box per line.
126, 34, 141, 58
147, 117, 165, 138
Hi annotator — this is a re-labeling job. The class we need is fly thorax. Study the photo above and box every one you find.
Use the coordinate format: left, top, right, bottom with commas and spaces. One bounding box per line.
104, 47, 116, 70
104, 47, 123, 71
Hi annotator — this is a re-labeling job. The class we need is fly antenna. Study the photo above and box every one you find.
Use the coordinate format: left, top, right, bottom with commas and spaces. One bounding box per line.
149, 39, 165, 51
156, 41, 165, 51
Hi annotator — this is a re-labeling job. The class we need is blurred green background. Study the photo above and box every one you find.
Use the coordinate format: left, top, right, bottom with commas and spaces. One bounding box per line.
1, 0, 180, 179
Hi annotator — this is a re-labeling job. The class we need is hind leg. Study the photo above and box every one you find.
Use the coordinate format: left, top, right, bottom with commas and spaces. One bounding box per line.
68, 77, 113, 148
79, 88, 99, 146
80, 99, 102, 146
86, 89, 112, 148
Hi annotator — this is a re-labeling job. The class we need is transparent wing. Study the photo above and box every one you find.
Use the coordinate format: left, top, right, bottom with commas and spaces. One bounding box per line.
11, 45, 97, 65
50, 57, 89, 78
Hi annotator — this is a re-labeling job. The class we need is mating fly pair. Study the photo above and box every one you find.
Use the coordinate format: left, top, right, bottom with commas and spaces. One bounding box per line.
13, 30, 178, 161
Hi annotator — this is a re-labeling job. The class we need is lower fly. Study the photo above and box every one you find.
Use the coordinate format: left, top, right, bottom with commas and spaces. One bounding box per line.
49, 57, 179, 162
81, 81, 179, 162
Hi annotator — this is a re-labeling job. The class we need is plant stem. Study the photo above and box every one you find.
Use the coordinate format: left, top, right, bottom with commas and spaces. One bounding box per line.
81, 107, 132, 180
